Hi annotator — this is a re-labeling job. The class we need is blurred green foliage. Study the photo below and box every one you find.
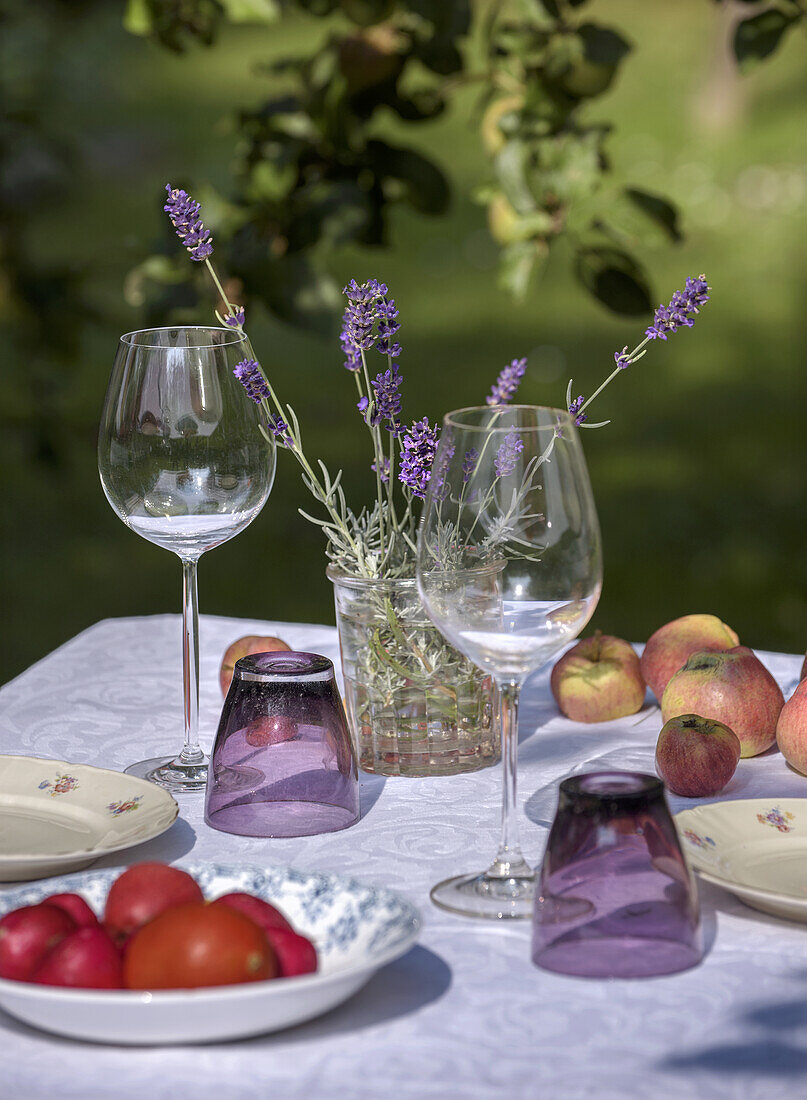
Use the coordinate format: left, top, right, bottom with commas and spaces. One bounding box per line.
2, 0, 807, 686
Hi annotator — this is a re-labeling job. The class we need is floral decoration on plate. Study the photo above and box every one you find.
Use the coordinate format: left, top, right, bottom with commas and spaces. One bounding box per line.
756, 807, 795, 833
38, 775, 79, 797
106, 796, 143, 816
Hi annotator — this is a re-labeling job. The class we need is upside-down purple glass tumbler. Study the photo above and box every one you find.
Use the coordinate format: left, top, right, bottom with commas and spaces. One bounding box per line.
532, 772, 703, 978
204, 651, 359, 838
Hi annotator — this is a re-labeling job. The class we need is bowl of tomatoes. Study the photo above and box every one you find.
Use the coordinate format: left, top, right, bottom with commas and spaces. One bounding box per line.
0, 860, 419, 1044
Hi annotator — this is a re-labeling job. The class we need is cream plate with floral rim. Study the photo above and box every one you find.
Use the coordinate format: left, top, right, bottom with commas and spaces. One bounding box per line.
0, 755, 178, 881
675, 799, 807, 922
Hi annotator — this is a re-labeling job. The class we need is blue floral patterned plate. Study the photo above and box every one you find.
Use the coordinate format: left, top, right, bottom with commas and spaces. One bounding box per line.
0, 860, 420, 1043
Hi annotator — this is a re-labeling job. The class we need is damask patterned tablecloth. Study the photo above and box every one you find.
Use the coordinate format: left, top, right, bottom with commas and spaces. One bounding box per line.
2, 614, 807, 1100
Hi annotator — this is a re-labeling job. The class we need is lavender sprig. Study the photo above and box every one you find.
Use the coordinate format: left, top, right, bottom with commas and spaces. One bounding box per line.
370, 367, 403, 432
566, 274, 710, 427
494, 432, 524, 477
487, 357, 528, 406
399, 418, 439, 500
164, 185, 213, 262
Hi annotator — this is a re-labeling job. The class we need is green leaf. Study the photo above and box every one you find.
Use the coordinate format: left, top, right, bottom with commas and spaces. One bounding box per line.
498, 241, 543, 299
366, 142, 450, 216
495, 140, 535, 214
734, 10, 799, 70
219, 0, 279, 19
574, 246, 653, 316
624, 187, 682, 243
123, 0, 151, 34
578, 23, 631, 66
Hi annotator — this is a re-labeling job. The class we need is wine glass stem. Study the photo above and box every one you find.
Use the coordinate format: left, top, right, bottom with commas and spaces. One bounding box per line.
489, 678, 531, 879
179, 557, 203, 767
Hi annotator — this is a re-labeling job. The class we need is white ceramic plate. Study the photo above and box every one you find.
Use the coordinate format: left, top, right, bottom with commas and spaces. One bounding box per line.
0, 755, 178, 881
675, 798, 807, 922
0, 861, 420, 1044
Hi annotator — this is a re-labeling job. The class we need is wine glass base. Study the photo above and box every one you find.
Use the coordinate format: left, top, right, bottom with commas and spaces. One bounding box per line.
124, 755, 208, 793
430, 868, 536, 920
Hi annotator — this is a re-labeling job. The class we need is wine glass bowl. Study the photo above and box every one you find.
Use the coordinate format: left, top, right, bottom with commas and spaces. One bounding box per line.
417, 405, 602, 918
98, 327, 275, 792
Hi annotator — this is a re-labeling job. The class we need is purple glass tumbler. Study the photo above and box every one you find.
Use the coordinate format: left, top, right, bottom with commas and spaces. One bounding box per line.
532, 772, 702, 979
204, 651, 359, 838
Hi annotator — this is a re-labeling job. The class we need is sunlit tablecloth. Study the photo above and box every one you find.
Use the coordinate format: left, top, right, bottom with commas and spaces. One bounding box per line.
1, 614, 807, 1100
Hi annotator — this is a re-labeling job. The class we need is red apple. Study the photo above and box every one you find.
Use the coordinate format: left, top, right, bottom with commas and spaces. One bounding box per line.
263, 927, 317, 977
550, 633, 646, 723
32, 926, 123, 989
641, 614, 740, 703
776, 678, 807, 774
43, 893, 99, 928
0, 904, 76, 981
220, 635, 292, 695
661, 646, 784, 758
211, 892, 294, 934
104, 862, 204, 947
656, 713, 741, 797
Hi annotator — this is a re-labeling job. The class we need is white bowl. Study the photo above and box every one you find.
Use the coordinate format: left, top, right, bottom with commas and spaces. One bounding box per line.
0, 755, 178, 881
0, 861, 420, 1044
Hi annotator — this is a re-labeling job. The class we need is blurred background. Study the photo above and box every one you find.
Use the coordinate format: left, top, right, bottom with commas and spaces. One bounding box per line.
2, 0, 806, 683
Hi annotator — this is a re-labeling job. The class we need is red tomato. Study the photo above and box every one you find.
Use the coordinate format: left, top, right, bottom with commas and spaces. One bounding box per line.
124, 903, 277, 990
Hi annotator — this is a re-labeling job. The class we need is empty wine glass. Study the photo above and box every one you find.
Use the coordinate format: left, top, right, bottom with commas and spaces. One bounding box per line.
416, 405, 602, 918
98, 326, 275, 792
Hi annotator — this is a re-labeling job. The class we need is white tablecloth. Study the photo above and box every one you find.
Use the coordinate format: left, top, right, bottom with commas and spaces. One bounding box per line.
1, 614, 807, 1100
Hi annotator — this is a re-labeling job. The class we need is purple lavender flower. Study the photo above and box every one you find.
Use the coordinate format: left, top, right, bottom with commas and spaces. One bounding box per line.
462, 448, 479, 483
399, 418, 439, 499
487, 357, 528, 406
233, 358, 270, 403
568, 394, 587, 426
376, 298, 401, 358
357, 396, 369, 413
340, 278, 403, 365
494, 432, 524, 477
645, 274, 710, 341
164, 185, 213, 262
340, 323, 363, 372
224, 308, 245, 328
267, 415, 292, 447
371, 456, 390, 484
370, 366, 402, 431
614, 347, 630, 368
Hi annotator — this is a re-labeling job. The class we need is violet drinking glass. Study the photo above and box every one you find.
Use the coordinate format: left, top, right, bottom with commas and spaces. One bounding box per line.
532, 772, 703, 978
204, 651, 359, 837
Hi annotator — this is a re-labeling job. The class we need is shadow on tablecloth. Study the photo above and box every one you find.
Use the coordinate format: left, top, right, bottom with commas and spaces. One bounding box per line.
657, 967, 807, 1078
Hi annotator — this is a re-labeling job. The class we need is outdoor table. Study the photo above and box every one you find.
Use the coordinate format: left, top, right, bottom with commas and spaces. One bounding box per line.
2, 614, 807, 1100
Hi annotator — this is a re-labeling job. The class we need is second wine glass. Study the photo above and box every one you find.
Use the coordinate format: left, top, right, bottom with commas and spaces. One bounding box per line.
98, 326, 275, 792
416, 405, 602, 918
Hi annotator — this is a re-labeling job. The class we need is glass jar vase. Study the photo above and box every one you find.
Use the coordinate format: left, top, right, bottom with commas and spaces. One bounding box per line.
328, 566, 500, 777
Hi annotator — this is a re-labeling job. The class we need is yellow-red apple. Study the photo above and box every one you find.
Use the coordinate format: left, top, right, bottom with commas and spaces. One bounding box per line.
776, 678, 807, 774
550, 633, 646, 723
641, 614, 740, 703
656, 713, 741, 797
219, 635, 291, 695
661, 646, 784, 758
